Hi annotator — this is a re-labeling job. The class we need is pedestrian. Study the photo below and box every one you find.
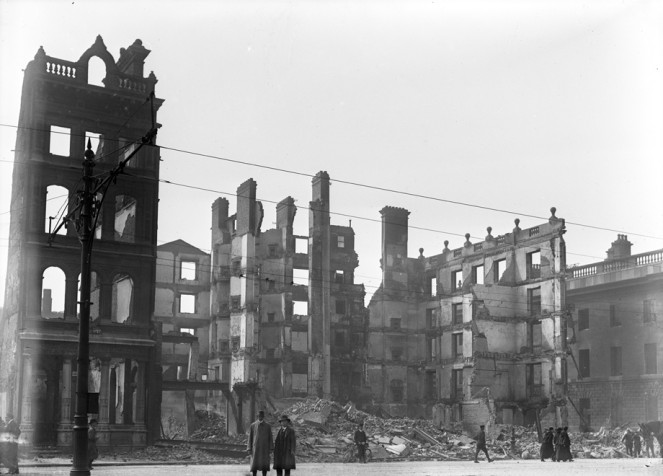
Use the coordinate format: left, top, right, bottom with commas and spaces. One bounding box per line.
540, 427, 555, 462
247, 410, 272, 476
560, 426, 573, 462
633, 432, 641, 458
273, 415, 296, 476
354, 421, 368, 463
3, 413, 20, 474
643, 431, 655, 458
622, 429, 634, 457
553, 427, 563, 462
88, 419, 99, 469
473, 424, 492, 463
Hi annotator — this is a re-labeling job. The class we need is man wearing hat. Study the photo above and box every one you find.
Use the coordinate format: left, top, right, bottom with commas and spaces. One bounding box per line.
247, 410, 272, 476
273, 414, 296, 476
540, 427, 555, 462
473, 424, 492, 463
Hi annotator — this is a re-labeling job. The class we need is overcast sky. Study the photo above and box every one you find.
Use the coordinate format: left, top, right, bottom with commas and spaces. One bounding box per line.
1, 0, 662, 308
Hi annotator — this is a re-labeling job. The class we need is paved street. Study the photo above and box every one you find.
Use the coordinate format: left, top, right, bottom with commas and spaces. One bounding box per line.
12, 458, 662, 476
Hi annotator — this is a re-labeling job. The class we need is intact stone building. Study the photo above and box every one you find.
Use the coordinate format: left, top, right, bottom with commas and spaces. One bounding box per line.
209, 172, 368, 433
368, 207, 568, 431
566, 235, 663, 430
0, 37, 163, 449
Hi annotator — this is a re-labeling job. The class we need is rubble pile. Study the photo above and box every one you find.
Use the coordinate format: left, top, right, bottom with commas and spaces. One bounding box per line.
189, 410, 228, 441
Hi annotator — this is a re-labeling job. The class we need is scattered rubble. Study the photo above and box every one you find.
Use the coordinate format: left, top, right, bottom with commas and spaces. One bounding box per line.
110, 398, 661, 464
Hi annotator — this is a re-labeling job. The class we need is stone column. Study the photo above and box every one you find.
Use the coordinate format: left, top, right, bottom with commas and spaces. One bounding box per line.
98, 358, 111, 447
57, 358, 73, 448
20, 353, 34, 444
132, 361, 147, 447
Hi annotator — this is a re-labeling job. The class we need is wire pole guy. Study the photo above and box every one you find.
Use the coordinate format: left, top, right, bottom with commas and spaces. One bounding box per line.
70, 139, 95, 475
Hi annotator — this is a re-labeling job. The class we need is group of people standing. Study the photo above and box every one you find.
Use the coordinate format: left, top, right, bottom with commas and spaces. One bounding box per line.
540, 426, 573, 462
247, 410, 297, 476
0, 413, 21, 474
622, 428, 655, 458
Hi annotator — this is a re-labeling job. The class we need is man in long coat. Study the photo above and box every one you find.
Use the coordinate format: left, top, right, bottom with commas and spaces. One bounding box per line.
273, 415, 296, 476
247, 410, 272, 476
540, 427, 555, 461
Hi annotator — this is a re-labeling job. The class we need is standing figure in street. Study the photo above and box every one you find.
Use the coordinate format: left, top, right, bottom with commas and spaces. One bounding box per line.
354, 421, 368, 463
560, 427, 573, 462
3, 413, 20, 474
273, 415, 296, 476
473, 424, 492, 463
540, 427, 555, 462
88, 419, 99, 469
642, 431, 655, 458
247, 410, 273, 476
622, 429, 634, 457
633, 432, 641, 458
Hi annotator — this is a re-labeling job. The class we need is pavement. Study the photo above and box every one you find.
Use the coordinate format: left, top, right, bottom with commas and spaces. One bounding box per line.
7, 458, 662, 476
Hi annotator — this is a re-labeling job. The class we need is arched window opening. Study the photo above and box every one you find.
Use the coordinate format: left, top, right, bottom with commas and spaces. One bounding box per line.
111, 273, 133, 323
87, 56, 106, 87
45, 185, 69, 235
78, 271, 100, 321
42, 266, 66, 319
114, 195, 136, 243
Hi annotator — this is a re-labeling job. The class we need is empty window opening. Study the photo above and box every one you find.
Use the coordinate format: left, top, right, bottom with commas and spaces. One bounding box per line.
180, 260, 197, 280
429, 276, 437, 297
49, 125, 71, 156
494, 259, 506, 283
390, 379, 404, 402
579, 349, 590, 378
180, 328, 195, 335
119, 138, 140, 168
644, 343, 657, 374
293, 301, 308, 316
334, 269, 345, 284
111, 274, 133, 323
578, 309, 589, 330
452, 369, 463, 399
42, 266, 66, 319
335, 299, 346, 315
452, 303, 463, 325
426, 308, 437, 328
526, 363, 543, 398
579, 398, 591, 430
391, 347, 403, 361
85, 131, 104, 159
267, 312, 275, 323
87, 56, 106, 87
451, 270, 462, 291
645, 394, 659, 421
644, 299, 655, 322
529, 321, 542, 350
526, 250, 541, 279
115, 195, 136, 242
472, 265, 484, 285
528, 287, 541, 316
295, 237, 308, 254
337, 235, 345, 248
293, 268, 309, 286
180, 294, 196, 314
609, 304, 620, 327
77, 271, 100, 321
427, 338, 437, 361
93, 192, 103, 239
610, 346, 622, 376
452, 332, 463, 357
45, 185, 69, 235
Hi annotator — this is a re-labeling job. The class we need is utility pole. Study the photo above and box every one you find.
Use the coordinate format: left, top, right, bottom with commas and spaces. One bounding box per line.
70, 139, 95, 475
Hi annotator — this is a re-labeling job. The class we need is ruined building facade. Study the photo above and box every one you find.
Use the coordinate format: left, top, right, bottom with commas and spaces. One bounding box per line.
0, 37, 163, 448
368, 207, 568, 431
209, 173, 368, 433
566, 235, 663, 430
